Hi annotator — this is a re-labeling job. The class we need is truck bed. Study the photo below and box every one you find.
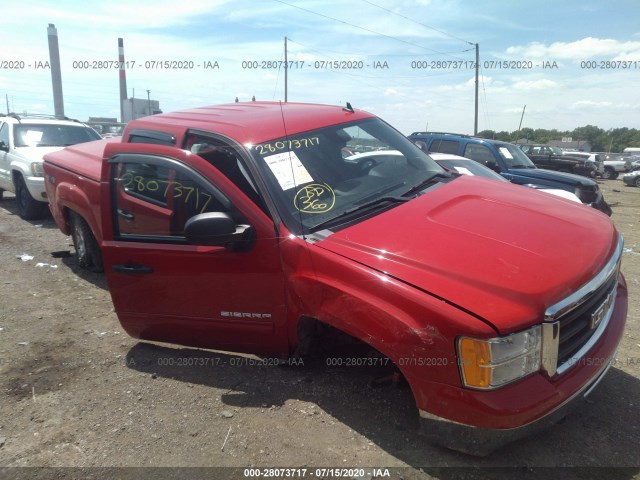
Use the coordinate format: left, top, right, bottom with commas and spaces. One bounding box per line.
44, 137, 121, 181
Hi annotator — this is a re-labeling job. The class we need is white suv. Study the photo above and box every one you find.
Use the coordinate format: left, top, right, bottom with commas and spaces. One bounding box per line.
0, 114, 101, 219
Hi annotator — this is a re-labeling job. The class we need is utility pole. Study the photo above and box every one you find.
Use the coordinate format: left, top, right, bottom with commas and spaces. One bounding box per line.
284, 36, 288, 102
146, 89, 151, 116
474, 43, 479, 135
47, 24, 65, 118
5, 94, 9, 114
517, 105, 527, 140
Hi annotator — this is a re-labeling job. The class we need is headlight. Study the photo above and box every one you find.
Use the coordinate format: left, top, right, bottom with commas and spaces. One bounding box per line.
31, 162, 44, 177
457, 325, 542, 389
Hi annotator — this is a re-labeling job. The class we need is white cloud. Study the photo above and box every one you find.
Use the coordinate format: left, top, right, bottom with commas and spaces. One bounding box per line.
505, 37, 640, 60
20, 0, 229, 30
512, 79, 558, 90
572, 100, 613, 109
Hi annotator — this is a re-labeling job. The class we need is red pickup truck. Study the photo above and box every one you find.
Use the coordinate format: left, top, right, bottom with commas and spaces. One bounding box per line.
44, 102, 628, 454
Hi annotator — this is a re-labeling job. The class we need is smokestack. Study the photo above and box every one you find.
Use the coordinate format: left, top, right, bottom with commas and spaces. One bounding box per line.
47, 24, 64, 118
118, 38, 128, 123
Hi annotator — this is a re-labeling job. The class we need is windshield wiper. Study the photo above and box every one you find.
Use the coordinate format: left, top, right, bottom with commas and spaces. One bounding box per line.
402, 172, 451, 197
309, 196, 409, 233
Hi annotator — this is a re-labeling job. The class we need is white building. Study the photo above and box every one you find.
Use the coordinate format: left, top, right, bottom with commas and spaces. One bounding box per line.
121, 98, 162, 123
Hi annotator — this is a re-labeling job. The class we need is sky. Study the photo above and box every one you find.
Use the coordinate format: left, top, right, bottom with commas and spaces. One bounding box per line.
1, 0, 640, 135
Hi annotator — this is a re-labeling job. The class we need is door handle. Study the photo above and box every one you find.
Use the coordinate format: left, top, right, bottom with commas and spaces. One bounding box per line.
112, 264, 154, 274
117, 209, 134, 220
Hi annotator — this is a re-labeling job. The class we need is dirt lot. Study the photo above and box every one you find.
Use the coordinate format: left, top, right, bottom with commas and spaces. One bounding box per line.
0, 179, 639, 480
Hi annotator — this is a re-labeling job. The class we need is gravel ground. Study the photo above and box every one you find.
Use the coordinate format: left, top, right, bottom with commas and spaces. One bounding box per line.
0, 178, 639, 480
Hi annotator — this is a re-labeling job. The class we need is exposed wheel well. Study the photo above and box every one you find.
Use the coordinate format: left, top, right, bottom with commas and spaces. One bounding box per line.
293, 317, 411, 393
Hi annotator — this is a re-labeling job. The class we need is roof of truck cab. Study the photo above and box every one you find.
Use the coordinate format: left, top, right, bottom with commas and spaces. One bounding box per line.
122, 102, 376, 146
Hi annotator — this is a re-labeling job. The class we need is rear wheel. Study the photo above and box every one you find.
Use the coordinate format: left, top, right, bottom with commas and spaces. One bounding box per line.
70, 212, 103, 272
634, 177, 640, 187
14, 175, 46, 220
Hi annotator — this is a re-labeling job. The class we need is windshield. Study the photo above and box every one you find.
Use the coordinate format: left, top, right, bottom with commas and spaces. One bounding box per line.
249, 118, 445, 235
14, 123, 101, 147
497, 143, 536, 169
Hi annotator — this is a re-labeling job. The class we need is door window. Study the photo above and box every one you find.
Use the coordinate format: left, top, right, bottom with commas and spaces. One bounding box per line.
0, 123, 9, 148
464, 143, 495, 164
429, 139, 459, 154
111, 156, 230, 239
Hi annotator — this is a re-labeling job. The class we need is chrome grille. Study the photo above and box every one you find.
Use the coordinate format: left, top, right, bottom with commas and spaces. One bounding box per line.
556, 274, 617, 364
542, 235, 623, 376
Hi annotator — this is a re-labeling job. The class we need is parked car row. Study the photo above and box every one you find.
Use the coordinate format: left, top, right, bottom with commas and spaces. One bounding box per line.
408, 132, 612, 215
515, 144, 638, 181
518, 144, 601, 178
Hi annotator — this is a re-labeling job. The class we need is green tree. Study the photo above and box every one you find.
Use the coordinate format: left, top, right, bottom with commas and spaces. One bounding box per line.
477, 130, 495, 139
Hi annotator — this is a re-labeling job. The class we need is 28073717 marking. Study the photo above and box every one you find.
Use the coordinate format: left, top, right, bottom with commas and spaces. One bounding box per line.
580, 60, 640, 69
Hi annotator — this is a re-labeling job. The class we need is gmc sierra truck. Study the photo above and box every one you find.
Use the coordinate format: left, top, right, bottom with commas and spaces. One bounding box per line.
44, 102, 628, 454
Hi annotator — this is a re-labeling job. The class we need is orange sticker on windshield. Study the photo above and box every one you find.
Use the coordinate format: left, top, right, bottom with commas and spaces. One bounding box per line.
294, 183, 335, 214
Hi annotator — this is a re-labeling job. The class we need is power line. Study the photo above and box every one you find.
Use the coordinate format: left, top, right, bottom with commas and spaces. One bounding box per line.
361, 0, 474, 45
272, 0, 470, 61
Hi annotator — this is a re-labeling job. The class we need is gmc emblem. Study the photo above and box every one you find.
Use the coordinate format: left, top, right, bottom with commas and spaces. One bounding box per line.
590, 290, 615, 330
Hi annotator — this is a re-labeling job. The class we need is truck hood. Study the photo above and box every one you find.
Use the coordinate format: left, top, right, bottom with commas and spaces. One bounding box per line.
315, 176, 617, 334
506, 167, 596, 187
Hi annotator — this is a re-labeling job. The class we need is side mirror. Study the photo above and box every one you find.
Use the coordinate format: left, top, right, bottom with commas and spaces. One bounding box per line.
0, 141, 8, 152
184, 212, 255, 250
485, 160, 499, 172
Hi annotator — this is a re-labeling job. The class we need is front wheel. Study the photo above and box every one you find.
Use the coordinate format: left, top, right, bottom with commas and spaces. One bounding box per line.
634, 177, 640, 187
602, 168, 618, 180
70, 213, 104, 272
14, 175, 46, 220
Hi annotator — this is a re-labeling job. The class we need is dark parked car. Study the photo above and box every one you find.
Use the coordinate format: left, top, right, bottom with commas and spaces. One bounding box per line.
408, 132, 611, 216
519, 144, 598, 178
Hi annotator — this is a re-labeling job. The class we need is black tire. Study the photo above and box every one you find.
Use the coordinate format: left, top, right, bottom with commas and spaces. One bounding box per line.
0, 188, 4, 201
634, 177, 640, 187
70, 212, 104, 272
602, 168, 619, 180
14, 175, 46, 220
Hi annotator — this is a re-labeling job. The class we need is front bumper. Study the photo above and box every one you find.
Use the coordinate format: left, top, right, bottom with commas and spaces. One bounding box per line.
419, 351, 616, 456
417, 274, 627, 456
24, 175, 48, 202
588, 190, 612, 216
